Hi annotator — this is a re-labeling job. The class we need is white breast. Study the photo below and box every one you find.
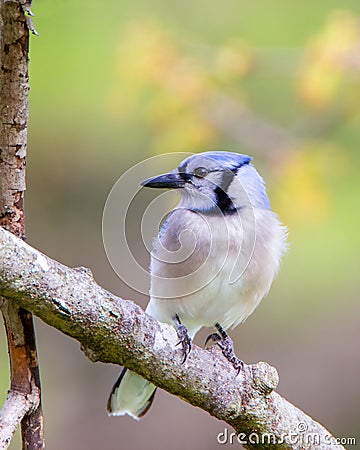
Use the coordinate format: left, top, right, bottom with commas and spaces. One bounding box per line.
146, 207, 287, 337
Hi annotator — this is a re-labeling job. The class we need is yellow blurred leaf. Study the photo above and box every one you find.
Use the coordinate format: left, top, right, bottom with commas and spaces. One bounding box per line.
272, 144, 350, 225
298, 10, 360, 109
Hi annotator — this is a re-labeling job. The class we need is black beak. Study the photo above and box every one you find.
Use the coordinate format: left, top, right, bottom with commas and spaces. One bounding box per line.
140, 171, 186, 189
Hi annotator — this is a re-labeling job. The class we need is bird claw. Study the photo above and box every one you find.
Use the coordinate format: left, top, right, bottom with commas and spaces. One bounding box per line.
205, 323, 244, 375
173, 314, 192, 364
205, 332, 221, 346
22, 3, 34, 16
25, 14, 38, 35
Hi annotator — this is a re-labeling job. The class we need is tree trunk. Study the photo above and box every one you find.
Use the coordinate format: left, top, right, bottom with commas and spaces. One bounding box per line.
0, 1, 44, 449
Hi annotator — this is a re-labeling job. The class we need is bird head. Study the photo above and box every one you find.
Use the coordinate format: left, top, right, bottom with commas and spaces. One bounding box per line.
141, 151, 270, 213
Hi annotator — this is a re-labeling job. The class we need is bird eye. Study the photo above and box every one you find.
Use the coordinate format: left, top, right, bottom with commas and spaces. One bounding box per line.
193, 167, 208, 178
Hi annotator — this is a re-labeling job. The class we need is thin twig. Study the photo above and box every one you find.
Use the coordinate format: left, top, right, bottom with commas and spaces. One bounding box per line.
0, 389, 40, 450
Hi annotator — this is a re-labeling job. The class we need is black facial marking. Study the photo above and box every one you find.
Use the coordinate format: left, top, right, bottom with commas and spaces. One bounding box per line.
178, 171, 192, 182
215, 187, 235, 213
215, 169, 237, 214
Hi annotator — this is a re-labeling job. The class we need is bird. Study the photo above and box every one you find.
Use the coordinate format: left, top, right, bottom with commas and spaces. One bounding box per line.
107, 151, 287, 419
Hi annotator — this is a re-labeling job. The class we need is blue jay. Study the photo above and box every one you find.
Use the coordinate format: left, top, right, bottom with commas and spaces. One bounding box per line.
107, 151, 287, 419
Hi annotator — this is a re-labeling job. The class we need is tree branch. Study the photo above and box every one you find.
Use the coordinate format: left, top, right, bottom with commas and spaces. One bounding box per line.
0, 227, 345, 449
0, 378, 40, 450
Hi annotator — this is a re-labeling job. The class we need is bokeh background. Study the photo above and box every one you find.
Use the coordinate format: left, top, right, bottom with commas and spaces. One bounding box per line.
1, 1, 360, 449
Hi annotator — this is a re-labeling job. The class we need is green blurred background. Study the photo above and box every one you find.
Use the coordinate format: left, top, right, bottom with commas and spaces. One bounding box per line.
1, 1, 360, 449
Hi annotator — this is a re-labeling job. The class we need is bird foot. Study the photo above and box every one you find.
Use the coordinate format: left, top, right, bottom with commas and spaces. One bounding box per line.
173, 314, 192, 364
205, 323, 244, 375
